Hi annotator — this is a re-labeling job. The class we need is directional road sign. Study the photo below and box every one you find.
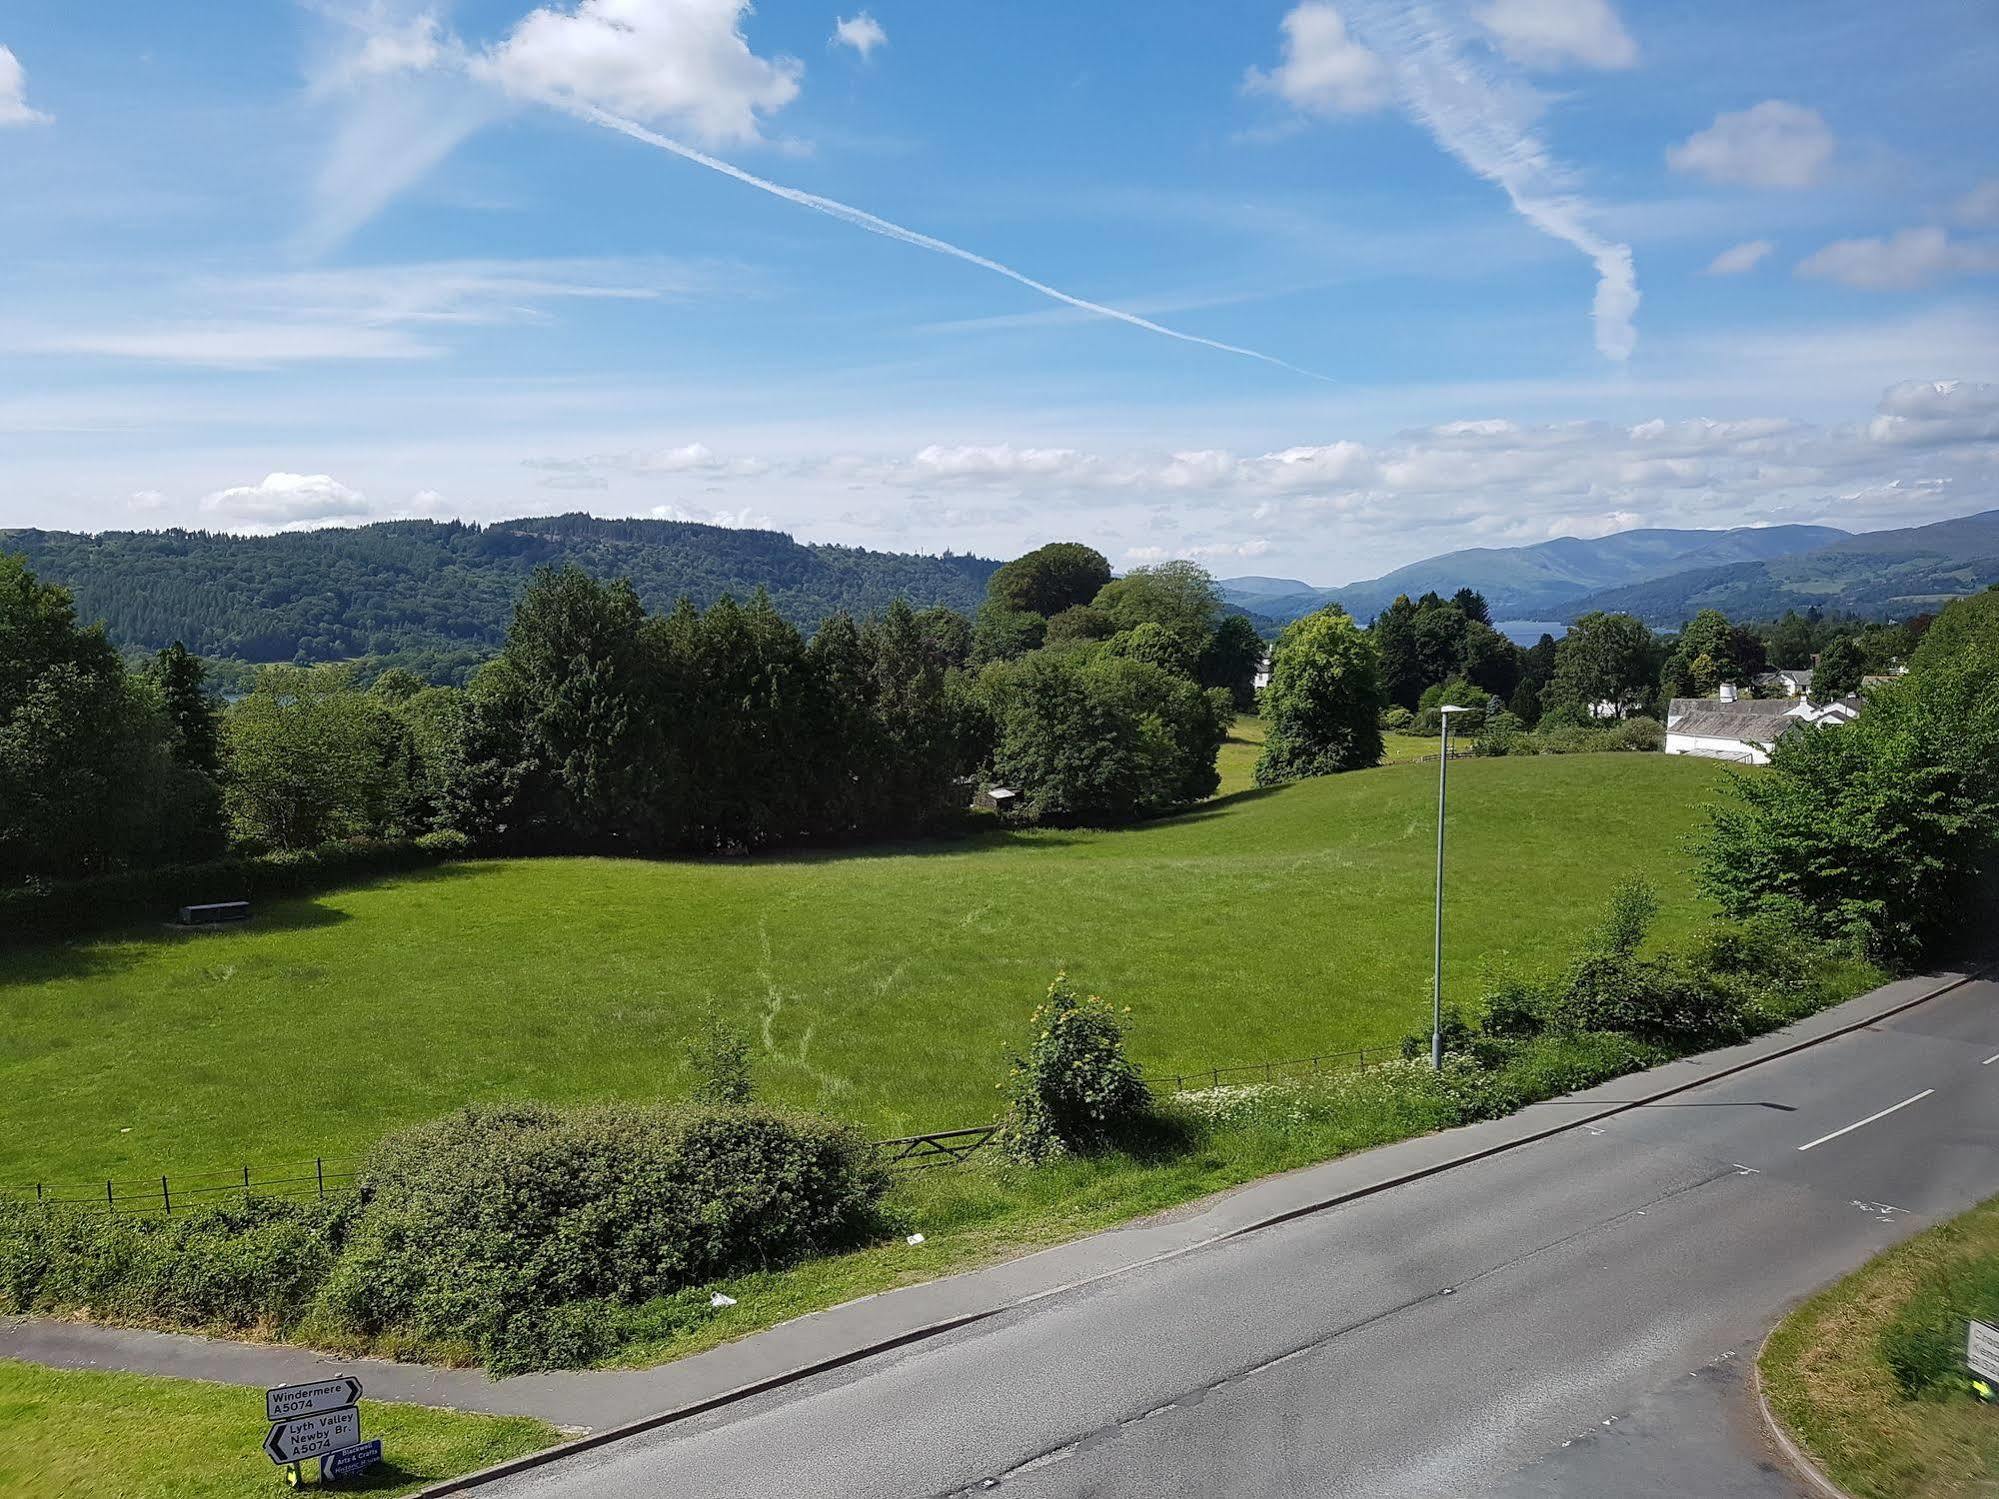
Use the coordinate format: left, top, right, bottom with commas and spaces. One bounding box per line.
1970, 1319, 1999, 1383
320, 1439, 384, 1483
266, 1376, 363, 1423
264, 1406, 361, 1465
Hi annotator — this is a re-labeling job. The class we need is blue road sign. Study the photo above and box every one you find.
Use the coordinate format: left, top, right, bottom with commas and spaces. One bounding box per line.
320, 1439, 383, 1482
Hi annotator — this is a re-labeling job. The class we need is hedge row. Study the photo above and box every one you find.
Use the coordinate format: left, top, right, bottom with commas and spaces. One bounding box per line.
0, 1101, 888, 1375
0, 832, 469, 947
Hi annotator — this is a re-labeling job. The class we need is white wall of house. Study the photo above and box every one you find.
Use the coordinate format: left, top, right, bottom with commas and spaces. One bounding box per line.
1664, 731, 1772, 765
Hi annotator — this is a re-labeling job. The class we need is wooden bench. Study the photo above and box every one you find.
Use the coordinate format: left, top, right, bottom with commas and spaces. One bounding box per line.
177, 901, 251, 926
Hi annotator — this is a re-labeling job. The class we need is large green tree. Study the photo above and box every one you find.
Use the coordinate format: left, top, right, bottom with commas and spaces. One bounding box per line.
1092, 561, 1223, 654
1544, 612, 1657, 720
985, 542, 1113, 618
1698, 652, 1999, 963
222, 664, 393, 851
1199, 613, 1266, 711
980, 653, 1229, 824
1810, 635, 1864, 703
0, 555, 209, 883
1255, 607, 1386, 785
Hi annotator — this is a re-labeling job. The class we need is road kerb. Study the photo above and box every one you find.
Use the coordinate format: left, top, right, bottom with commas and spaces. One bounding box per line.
402, 964, 1970, 1494
1752, 1322, 1854, 1499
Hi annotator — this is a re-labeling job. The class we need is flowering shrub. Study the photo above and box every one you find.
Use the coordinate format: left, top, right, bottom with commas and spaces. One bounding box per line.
996, 974, 1150, 1162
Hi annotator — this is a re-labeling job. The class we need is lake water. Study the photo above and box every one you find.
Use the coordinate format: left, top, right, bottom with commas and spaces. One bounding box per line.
1494, 619, 1568, 646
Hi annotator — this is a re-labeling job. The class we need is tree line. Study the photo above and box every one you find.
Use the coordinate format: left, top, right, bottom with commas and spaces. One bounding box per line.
1, 543, 1266, 886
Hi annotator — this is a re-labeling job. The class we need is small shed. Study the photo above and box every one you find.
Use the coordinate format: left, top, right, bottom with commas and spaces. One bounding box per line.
975, 785, 1021, 816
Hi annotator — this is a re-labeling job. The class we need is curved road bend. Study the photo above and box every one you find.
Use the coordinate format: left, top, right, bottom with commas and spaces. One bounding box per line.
486, 978, 1999, 1498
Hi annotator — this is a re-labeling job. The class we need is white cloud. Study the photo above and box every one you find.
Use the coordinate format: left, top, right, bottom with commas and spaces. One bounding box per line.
1474, 0, 1636, 70
0, 44, 50, 126
831, 12, 886, 59
1245, 4, 1391, 117
1339, 1, 1639, 360
1705, 239, 1773, 276
202, 473, 371, 528
310, 11, 451, 96
649, 502, 775, 528
480, 0, 803, 145
1956, 178, 1999, 226
228, 258, 693, 326
1797, 227, 1999, 291
28, 324, 438, 367
1667, 101, 1834, 189
1128, 539, 1274, 563
1866, 379, 1999, 446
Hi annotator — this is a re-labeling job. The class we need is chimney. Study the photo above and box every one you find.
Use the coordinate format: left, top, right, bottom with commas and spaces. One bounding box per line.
1719, 682, 1737, 702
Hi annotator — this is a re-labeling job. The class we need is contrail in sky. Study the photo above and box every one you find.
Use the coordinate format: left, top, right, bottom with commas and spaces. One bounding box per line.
1344, 0, 1639, 361
574, 104, 1334, 383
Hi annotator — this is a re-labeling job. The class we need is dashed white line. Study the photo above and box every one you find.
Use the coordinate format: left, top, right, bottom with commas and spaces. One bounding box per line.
1983, 1052, 1998, 1066
1797, 1089, 1935, 1152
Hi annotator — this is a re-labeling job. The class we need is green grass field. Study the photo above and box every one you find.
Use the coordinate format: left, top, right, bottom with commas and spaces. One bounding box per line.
1215, 718, 1438, 796
0, 748, 1728, 1188
1761, 1195, 1999, 1498
0, 1361, 557, 1498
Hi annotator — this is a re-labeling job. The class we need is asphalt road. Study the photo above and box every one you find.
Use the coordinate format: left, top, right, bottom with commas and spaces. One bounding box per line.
485, 978, 1999, 1498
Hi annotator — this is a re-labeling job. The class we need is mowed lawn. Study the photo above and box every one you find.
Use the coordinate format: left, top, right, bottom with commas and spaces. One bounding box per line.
0, 752, 1729, 1187
0, 1361, 557, 1499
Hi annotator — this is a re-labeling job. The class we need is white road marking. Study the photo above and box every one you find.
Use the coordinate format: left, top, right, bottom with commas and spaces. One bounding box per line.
1797, 1090, 1935, 1152
1982, 1052, 1998, 1066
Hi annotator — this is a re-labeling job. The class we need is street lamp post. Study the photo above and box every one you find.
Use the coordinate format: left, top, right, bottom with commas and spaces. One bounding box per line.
1432, 704, 1474, 1070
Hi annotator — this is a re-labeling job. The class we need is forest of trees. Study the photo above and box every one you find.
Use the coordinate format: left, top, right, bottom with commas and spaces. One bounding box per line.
2, 515, 999, 684
0, 542, 1274, 891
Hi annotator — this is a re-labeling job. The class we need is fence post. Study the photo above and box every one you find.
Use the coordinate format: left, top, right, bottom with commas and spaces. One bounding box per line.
1211, 1067, 1219, 1088
242, 1165, 250, 1206
105, 1179, 114, 1213
317, 1158, 325, 1201
162, 1175, 171, 1215
35, 1183, 42, 1204
1265, 1061, 1273, 1082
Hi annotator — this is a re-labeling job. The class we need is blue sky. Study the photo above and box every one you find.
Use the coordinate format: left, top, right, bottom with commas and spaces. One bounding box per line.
2, 0, 1997, 583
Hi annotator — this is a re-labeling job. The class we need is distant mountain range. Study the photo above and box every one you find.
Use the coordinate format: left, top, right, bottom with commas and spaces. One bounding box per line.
1221, 510, 1999, 627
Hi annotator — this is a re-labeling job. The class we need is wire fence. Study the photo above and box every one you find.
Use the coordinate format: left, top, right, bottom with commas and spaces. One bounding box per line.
5, 1041, 1402, 1201
12, 1160, 362, 1217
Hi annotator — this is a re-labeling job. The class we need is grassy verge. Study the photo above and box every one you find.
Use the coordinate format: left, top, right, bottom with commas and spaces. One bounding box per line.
0, 1360, 558, 1498
1761, 1195, 1999, 1498
0, 750, 1725, 1185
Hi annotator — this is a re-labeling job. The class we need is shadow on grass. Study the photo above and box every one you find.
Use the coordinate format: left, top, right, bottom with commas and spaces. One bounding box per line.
0, 869, 503, 991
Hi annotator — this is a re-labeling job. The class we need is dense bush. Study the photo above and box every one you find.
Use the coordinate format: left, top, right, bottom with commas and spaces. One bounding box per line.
1699, 648, 1999, 964
0, 1197, 350, 1334
979, 652, 1229, 824
998, 975, 1151, 1163
1478, 715, 1663, 758
318, 1103, 888, 1373
0, 1099, 887, 1374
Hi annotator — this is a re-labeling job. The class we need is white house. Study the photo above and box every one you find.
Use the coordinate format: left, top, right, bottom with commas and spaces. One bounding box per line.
1662, 685, 1861, 764
1750, 666, 1813, 699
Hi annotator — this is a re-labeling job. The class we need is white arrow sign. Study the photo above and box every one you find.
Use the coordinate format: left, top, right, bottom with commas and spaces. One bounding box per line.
266, 1376, 363, 1423
265, 1407, 361, 1465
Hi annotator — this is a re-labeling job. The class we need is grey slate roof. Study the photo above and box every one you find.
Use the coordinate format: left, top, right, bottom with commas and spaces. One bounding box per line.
1669, 712, 1797, 743
1666, 696, 1798, 722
